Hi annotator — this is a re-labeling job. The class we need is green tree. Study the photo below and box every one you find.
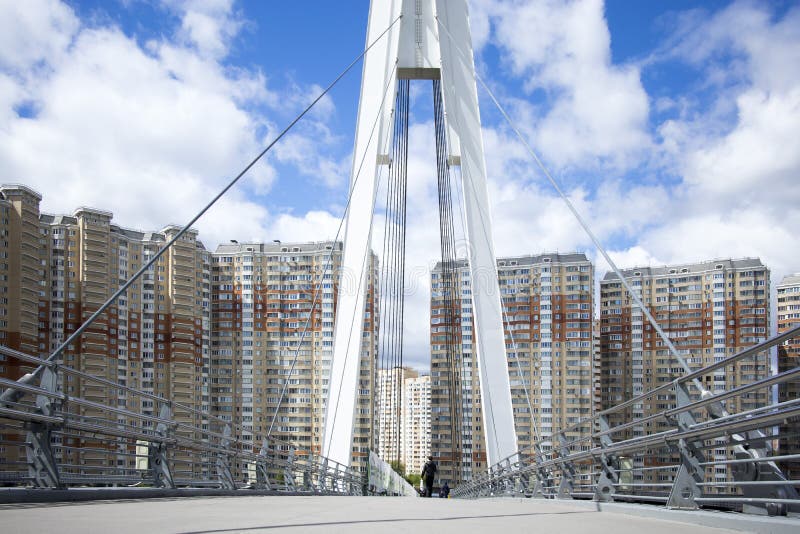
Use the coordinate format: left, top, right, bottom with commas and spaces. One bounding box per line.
405, 473, 421, 489
389, 460, 405, 477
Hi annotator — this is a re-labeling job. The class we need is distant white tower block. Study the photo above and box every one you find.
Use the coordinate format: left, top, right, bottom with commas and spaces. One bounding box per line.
323, 0, 518, 470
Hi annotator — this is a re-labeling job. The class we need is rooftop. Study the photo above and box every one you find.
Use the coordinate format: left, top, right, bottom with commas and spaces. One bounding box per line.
602, 257, 766, 281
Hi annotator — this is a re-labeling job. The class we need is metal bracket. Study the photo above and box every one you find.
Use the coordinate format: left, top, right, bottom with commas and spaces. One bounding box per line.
256, 438, 272, 490
216, 424, 236, 490
594, 415, 618, 502
26, 366, 63, 489
667, 438, 705, 509
667, 383, 705, 509
318, 457, 329, 492
556, 432, 575, 499
696, 386, 798, 515
529, 474, 545, 499
347, 466, 359, 495
503, 459, 516, 495
283, 447, 296, 491
729, 430, 799, 515
303, 461, 313, 492
148, 403, 175, 489
517, 467, 529, 497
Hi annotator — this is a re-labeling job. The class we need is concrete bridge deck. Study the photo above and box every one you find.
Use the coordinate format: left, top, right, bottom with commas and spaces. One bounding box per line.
2, 496, 799, 534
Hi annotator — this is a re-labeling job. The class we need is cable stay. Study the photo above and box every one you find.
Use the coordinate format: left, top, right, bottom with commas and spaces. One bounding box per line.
376, 79, 410, 468
432, 78, 467, 485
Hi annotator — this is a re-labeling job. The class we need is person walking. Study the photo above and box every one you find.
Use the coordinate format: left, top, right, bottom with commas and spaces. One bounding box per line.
440, 481, 450, 498
421, 456, 437, 497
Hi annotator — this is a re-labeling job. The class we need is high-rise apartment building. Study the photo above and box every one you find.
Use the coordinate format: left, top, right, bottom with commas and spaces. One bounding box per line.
430, 253, 594, 483
777, 273, 800, 479
41, 211, 211, 475
210, 241, 378, 475
0, 184, 211, 476
402, 372, 431, 476
375, 366, 418, 465
599, 258, 771, 486
0, 185, 42, 366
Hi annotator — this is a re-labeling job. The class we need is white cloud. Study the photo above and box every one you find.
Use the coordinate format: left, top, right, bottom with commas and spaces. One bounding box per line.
0, 0, 78, 70
0, 20, 273, 240
472, 0, 651, 169
684, 88, 800, 204
0, 0, 350, 253
163, 0, 243, 59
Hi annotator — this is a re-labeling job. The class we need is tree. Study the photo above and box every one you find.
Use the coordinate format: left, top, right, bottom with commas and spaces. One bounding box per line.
389, 460, 405, 477
405, 473, 421, 489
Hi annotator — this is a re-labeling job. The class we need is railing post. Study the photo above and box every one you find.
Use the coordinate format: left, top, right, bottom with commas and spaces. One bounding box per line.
148, 403, 175, 489
318, 456, 328, 492
594, 415, 617, 502
26, 366, 63, 489
256, 438, 271, 490
348, 466, 359, 495
514, 459, 527, 496
556, 431, 575, 499
283, 447, 296, 491
666, 382, 705, 509
216, 424, 236, 490
302, 454, 313, 492
504, 458, 514, 495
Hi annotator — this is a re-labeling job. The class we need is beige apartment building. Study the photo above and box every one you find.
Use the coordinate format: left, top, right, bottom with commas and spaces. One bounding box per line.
599, 258, 771, 487
374, 366, 430, 475
210, 241, 378, 476
0, 185, 41, 364
0, 184, 211, 477
430, 253, 594, 484
402, 372, 431, 476
375, 366, 418, 466
777, 273, 800, 479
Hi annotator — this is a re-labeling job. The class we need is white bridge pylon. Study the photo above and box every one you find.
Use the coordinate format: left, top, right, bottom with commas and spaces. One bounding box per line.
323, 0, 518, 471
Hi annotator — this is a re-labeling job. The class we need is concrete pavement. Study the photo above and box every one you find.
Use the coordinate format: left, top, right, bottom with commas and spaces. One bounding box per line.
1, 495, 797, 533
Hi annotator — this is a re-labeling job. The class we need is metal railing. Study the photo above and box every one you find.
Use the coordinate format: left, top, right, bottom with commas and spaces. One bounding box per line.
0, 345, 364, 495
452, 324, 800, 517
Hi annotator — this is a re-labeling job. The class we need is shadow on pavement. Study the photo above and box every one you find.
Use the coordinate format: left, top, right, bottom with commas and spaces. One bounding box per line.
178, 510, 596, 533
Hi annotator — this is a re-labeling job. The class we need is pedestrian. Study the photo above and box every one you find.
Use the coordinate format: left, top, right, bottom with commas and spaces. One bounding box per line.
421, 455, 437, 497
440, 481, 450, 498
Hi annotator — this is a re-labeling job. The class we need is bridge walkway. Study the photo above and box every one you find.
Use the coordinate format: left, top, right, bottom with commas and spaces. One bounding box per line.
3, 496, 798, 534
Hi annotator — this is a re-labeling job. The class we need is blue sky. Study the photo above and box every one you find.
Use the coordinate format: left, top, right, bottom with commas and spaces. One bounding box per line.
1, 0, 799, 368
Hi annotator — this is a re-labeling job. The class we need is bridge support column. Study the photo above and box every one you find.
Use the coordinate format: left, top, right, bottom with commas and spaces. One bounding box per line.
26, 366, 63, 489
216, 424, 236, 490
148, 403, 175, 489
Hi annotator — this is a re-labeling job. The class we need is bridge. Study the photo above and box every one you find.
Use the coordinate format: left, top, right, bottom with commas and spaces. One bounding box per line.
1, 0, 799, 532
